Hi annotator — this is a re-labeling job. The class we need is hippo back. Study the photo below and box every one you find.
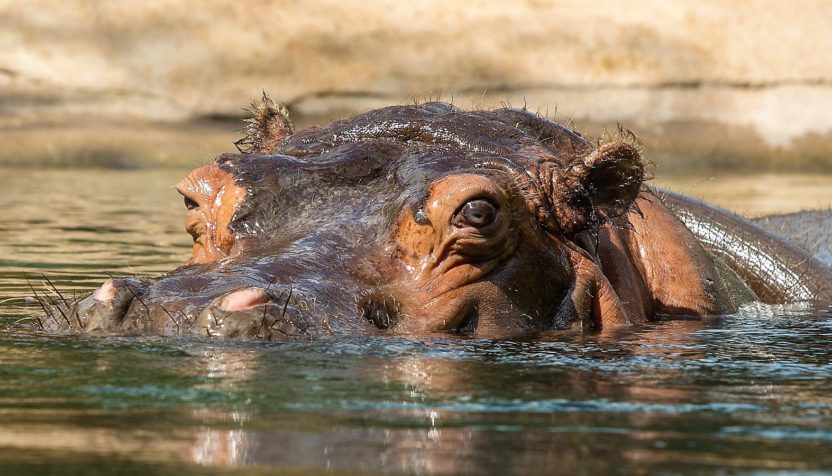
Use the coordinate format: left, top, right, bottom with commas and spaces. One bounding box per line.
754, 210, 832, 268
658, 190, 832, 304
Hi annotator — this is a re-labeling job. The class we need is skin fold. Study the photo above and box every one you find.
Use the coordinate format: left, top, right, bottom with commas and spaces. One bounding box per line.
37, 99, 832, 340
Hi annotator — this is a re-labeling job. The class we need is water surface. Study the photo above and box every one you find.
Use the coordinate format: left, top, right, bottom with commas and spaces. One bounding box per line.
1, 169, 832, 474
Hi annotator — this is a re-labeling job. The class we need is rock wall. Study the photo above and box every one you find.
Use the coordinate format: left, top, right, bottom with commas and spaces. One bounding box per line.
1, 0, 831, 168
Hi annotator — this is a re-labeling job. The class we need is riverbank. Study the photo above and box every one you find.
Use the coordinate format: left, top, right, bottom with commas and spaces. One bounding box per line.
3, 1, 832, 170
4, 113, 832, 171
654, 173, 832, 217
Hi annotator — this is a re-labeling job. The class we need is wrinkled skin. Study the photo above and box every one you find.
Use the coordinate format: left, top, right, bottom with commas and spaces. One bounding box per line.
41, 100, 832, 340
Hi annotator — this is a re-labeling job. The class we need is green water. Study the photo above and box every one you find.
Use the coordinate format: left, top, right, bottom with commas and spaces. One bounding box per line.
1, 169, 832, 474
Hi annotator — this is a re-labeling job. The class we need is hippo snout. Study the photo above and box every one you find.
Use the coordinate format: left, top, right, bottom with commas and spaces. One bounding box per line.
50, 278, 147, 333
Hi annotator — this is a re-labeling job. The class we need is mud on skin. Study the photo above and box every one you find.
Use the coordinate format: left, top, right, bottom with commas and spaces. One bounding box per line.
33, 96, 832, 340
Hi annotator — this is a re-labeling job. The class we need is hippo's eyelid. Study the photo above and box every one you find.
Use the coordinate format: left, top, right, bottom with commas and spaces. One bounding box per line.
450, 194, 500, 217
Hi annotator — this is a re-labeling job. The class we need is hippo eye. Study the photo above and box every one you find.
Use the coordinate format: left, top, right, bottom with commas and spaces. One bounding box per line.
453, 199, 497, 228
184, 196, 199, 210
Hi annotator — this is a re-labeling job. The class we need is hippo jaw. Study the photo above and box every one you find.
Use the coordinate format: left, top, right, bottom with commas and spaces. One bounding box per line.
45, 101, 646, 339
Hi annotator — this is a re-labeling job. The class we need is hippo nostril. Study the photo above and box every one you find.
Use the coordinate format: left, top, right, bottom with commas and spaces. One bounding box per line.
93, 279, 117, 302
360, 294, 401, 329
219, 288, 271, 312
456, 305, 479, 333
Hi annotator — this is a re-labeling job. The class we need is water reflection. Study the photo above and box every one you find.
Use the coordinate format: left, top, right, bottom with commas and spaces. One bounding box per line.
1, 314, 831, 473
186, 346, 262, 467
167, 314, 832, 473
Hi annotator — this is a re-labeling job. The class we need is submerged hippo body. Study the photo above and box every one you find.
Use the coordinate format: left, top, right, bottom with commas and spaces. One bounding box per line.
43, 99, 832, 339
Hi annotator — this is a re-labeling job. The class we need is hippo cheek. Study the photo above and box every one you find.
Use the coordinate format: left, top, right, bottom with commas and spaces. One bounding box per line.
70, 278, 146, 334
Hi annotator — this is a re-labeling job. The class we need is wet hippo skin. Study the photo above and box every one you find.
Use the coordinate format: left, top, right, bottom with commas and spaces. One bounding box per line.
39, 98, 832, 340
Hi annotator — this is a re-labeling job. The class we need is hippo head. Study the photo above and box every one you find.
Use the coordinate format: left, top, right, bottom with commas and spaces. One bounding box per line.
52, 99, 645, 339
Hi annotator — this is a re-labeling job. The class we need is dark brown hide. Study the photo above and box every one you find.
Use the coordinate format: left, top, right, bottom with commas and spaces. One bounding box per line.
41, 100, 832, 340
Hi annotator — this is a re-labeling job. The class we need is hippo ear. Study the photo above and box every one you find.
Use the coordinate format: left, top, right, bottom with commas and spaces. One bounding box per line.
235, 92, 294, 154
552, 141, 645, 236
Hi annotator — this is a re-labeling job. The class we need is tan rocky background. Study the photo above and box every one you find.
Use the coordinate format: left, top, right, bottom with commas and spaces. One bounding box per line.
2, 0, 831, 169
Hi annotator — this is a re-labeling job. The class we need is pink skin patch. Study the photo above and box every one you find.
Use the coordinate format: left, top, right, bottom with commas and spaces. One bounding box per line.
220, 288, 271, 312
93, 279, 116, 301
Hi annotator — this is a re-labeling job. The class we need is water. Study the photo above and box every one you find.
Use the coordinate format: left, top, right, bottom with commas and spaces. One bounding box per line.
2, 168, 832, 474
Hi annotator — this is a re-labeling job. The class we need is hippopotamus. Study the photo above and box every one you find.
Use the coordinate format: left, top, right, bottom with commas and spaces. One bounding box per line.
37, 98, 832, 339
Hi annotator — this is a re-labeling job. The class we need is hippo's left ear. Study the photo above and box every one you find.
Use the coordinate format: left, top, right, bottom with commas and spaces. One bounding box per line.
235, 92, 294, 154
552, 141, 645, 236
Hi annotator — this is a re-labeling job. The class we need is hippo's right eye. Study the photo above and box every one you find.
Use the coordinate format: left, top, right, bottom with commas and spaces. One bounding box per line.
453, 199, 498, 229
184, 196, 199, 210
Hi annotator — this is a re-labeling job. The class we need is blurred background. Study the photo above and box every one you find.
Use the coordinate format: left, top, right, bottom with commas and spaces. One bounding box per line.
2, 0, 832, 214
2, 4, 832, 473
